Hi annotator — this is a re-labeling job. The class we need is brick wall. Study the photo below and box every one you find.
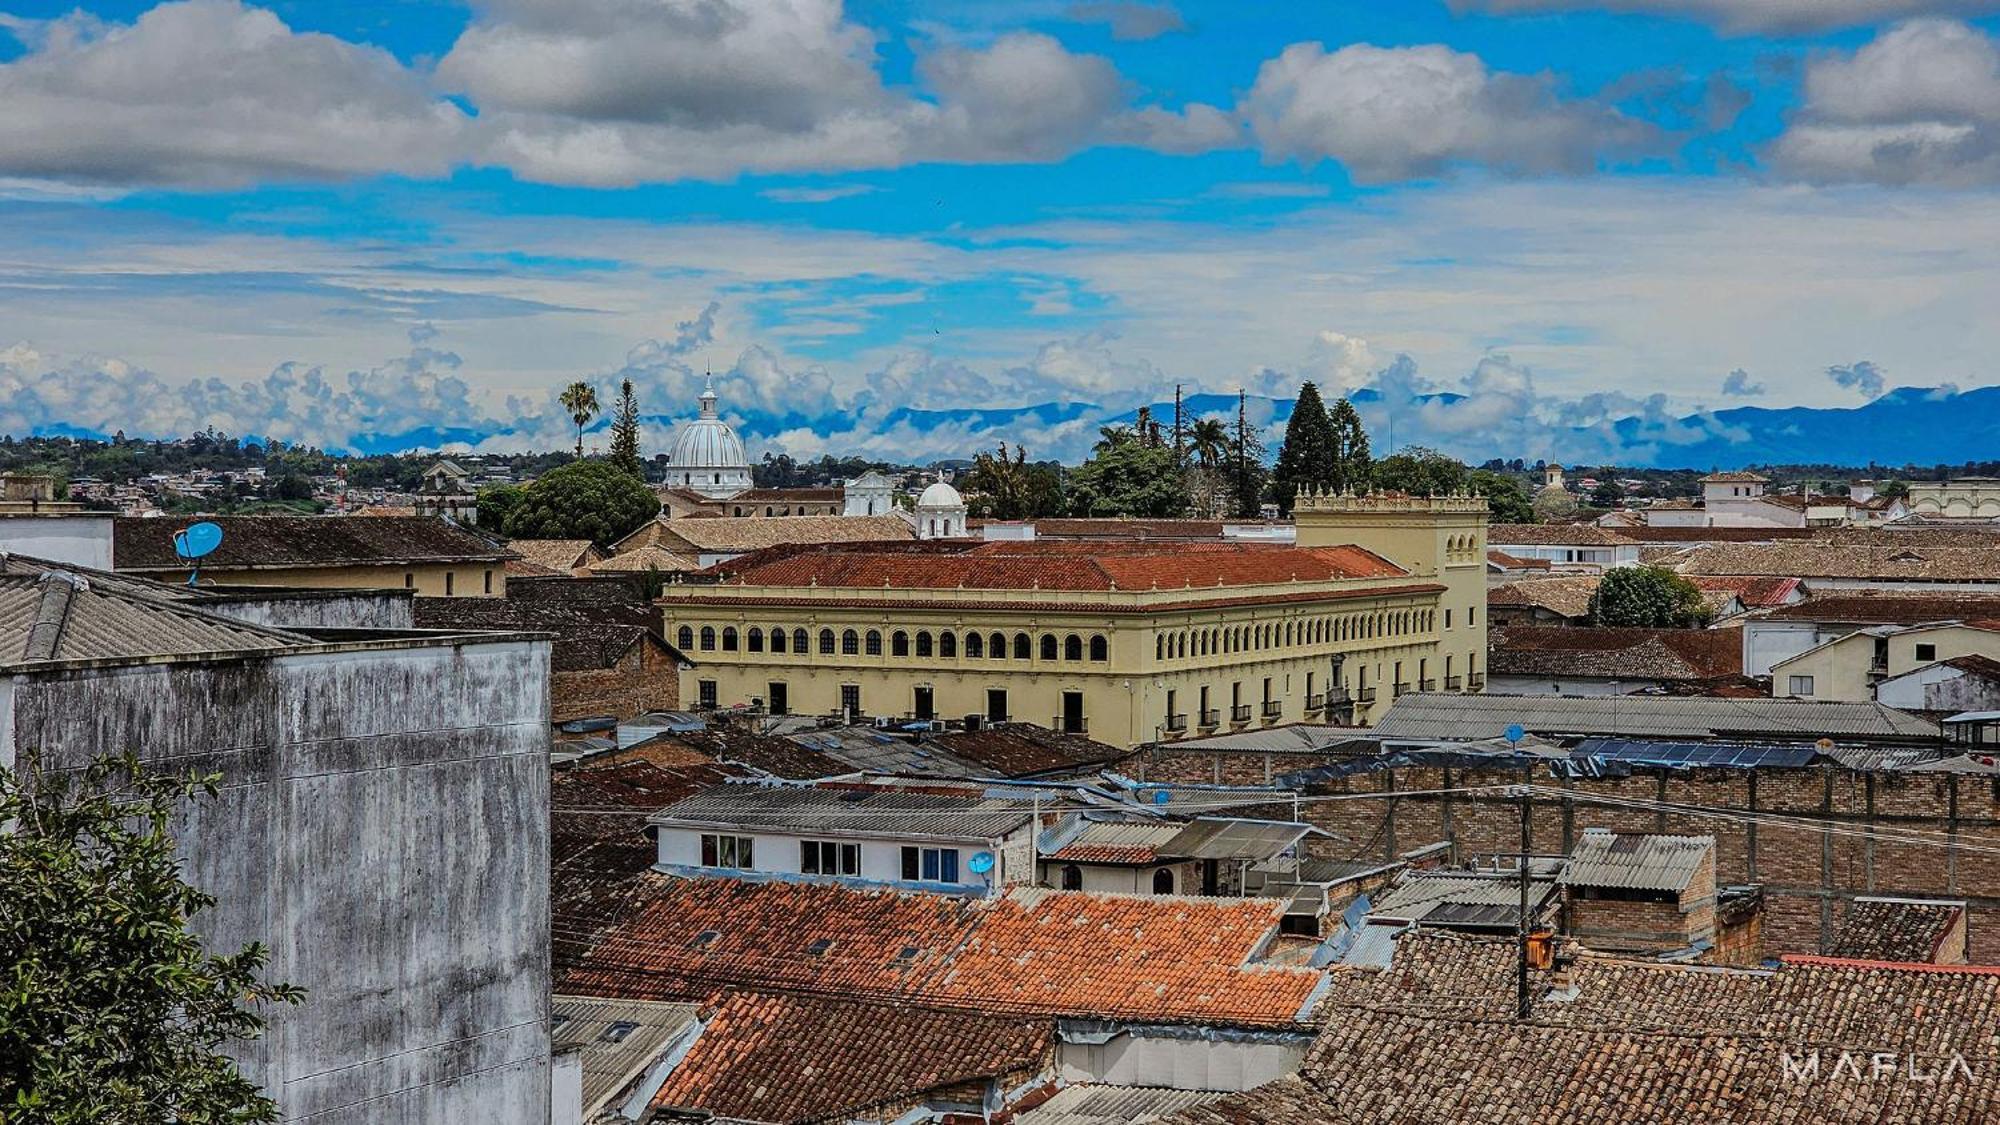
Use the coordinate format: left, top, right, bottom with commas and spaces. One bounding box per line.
1136, 746, 2000, 962
550, 640, 679, 723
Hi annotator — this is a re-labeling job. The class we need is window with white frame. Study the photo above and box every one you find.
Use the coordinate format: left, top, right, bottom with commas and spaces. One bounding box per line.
700, 834, 754, 869
801, 840, 860, 876
1788, 675, 1814, 696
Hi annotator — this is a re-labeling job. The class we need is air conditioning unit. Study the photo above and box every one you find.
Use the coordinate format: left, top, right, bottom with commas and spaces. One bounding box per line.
929, 720, 948, 733
964, 714, 983, 732
873, 716, 898, 730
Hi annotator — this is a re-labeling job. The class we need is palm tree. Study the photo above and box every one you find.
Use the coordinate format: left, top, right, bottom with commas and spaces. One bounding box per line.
559, 381, 600, 458
1189, 418, 1229, 468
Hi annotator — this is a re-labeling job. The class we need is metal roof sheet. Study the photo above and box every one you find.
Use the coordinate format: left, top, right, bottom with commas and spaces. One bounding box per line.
649, 783, 1035, 840
1374, 693, 1937, 742
550, 994, 701, 1117
1162, 818, 1314, 862
1018, 1084, 1228, 1125
1560, 831, 1714, 892
1575, 739, 1822, 769
1370, 872, 1559, 925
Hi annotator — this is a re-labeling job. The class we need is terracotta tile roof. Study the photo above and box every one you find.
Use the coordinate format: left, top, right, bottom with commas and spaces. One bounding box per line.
728, 487, 845, 503
1691, 575, 1801, 608
653, 728, 853, 781
1486, 549, 1553, 570
1164, 932, 2000, 1125
1672, 543, 2000, 581
1487, 576, 1599, 619
1004, 518, 1232, 540
659, 515, 916, 554
1615, 525, 1815, 544
113, 515, 511, 571
703, 540, 1405, 593
922, 723, 1128, 778
412, 594, 672, 673
1761, 591, 2000, 625
591, 544, 703, 573
1487, 524, 1634, 547
1829, 898, 1965, 963
506, 538, 599, 574
650, 989, 1052, 1123
1489, 626, 1743, 682
559, 879, 1323, 1028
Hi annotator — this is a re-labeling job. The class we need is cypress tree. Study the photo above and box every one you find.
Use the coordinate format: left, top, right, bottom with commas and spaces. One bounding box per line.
608, 378, 643, 478
1328, 395, 1373, 492
1272, 381, 1337, 514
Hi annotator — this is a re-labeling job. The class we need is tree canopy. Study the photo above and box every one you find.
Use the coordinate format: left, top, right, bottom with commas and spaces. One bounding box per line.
1589, 565, 1711, 628
962, 443, 1065, 520
1372, 446, 1469, 496
607, 379, 643, 479
1271, 382, 1334, 515
475, 483, 526, 535
503, 459, 659, 547
1468, 469, 1535, 523
1066, 426, 1186, 518
1, 752, 301, 1124
559, 381, 600, 459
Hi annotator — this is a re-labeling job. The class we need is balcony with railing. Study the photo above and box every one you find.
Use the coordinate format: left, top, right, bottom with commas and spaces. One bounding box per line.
1304, 692, 1327, 714
1230, 703, 1253, 724
1356, 686, 1377, 703
1164, 712, 1189, 732
1419, 678, 1437, 692
1468, 673, 1485, 690
1198, 708, 1221, 729
1445, 675, 1463, 690
1394, 682, 1412, 697
1052, 715, 1089, 735
1261, 700, 1283, 719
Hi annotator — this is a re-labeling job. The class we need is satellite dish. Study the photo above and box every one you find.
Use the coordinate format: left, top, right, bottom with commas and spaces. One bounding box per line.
1152, 789, 1172, 806
967, 851, 996, 875
1504, 723, 1526, 744
174, 522, 224, 560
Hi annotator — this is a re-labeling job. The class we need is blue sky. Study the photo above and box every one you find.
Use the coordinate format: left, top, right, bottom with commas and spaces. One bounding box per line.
2, 0, 2000, 464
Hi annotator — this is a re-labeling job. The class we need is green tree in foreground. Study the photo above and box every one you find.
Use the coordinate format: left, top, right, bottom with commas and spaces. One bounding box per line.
0, 752, 301, 1124
1067, 428, 1187, 518
1589, 565, 1712, 628
607, 379, 643, 479
1469, 469, 1535, 523
558, 381, 600, 459
474, 483, 527, 536
503, 459, 660, 548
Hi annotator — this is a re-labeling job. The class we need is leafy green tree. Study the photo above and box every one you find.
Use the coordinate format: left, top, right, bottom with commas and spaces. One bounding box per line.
1327, 396, 1373, 492
1588, 565, 1711, 628
963, 443, 1065, 520
1067, 431, 1186, 518
503, 460, 660, 548
1272, 382, 1336, 515
1, 751, 302, 1124
269, 472, 313, 502
1372, 446, 1468, 496
607, 379, 643, 478
559, 381, 600, 459
1590, 479, 1625, 509
1880, 479, 1910, 500
1468, 469, 1534, 523
1227, 410, 1269, 519
475, 483, 527, 535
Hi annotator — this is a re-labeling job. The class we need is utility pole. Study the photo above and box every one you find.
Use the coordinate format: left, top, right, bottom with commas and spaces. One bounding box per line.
1517, 786, 1533, 1020
1173, 383, 1186, 468
1236, 389, 1248, 517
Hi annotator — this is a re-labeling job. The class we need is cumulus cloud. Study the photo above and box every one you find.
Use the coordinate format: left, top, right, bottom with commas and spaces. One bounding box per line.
1239, 42, 1651, 183
1445, 0, 2000, 35
0, 0, 465, 187
1721, 367, 1766, 395
1826, 359, 1888, 397
1770, 19, 2000, 185
1063, 2, 1188, 41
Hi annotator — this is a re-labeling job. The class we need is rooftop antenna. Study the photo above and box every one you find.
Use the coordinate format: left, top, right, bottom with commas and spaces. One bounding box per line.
173, 521, 224, 588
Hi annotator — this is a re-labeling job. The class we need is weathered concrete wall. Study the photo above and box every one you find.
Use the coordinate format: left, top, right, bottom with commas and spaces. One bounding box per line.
196, 589, 417, 630
3, 638, 552, 1123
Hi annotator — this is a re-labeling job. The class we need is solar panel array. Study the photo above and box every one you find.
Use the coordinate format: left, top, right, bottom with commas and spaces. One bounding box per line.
1574, 739, 1821, 769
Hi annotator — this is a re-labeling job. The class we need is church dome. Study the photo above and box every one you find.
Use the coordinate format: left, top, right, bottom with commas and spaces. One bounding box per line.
917, 480, 964, 510
666, 378, 753, 499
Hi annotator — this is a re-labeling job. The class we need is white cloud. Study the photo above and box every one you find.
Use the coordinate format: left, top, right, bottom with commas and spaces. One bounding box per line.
1770, 19, 2000, 185
1826, 359, 1889, 397
1446, 0, 2000, 35
1721, 367, 1766, 395
1239, 42, 1650, 183
0, 0, 465, 187
1063, 2, 1188, 41
760, 185, 879, 203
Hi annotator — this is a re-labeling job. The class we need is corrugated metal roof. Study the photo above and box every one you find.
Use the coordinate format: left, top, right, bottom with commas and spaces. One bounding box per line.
0, 572, 309, 666
1162, 818, 1314, 862
788, 727, 998, 778
1374, 693, 1937, 742
1018, 1084, 1228, 1125
1370, 872, 1559, 926
649, 783, 1035, 840
1576, 739, 1822, 769
1560, 831, 1713, 892
550, 994, 701, 1117
1154, 724, 1381, 754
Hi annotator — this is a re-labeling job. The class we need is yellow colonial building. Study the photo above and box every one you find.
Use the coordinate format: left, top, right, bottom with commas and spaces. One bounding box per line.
658, 493, 1487, 747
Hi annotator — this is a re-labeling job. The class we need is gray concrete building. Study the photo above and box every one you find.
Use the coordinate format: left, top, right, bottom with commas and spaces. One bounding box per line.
0, 556, 552, 1122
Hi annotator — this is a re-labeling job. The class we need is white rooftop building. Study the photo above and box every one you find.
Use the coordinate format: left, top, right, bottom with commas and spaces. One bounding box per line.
914, 480, 969, 540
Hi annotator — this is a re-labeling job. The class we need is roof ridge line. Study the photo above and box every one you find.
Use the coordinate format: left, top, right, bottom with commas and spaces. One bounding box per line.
22, 571, 87, 661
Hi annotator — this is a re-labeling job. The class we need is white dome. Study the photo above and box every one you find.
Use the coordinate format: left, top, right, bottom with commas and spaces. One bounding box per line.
917, 481, 964, 509
666, 379, 753, 499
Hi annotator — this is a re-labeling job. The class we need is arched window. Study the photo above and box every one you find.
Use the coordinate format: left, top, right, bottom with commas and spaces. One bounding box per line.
966, 632, 984, 659
747, 627, 764, 653
892, 631, 910, 657
1040, 634, 1058, 661
1176, 633, 1187, 659
841, 629, 859, 655
677, 625, 694, 650
699, 626, 716, 651
916, 631, 934, 658
1089, 635, 1108, 662
1152, 868, 1175, 895
721, 627, 738, 652
818, 629, 835, 655
1014, 633, 1031, 660
1157, 635, 1166, 661
940, 632, 957, 658
1064, 634, 1083, 661
1223, 630, 1233, 654
991, 632, 1007, 659
1062, 865, 1083, 891
770, 627, 786, 653
865, 630, 882, 656
794, 628, 809, 654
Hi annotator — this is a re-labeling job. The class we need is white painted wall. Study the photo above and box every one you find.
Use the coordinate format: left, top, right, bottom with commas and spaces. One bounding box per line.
654, 824, 1022, 895
1057, 1033, 1308, 1092
0, 514, 115, 569
549, 1050, 582, 1125
1485, 675, 1662, 697
1742, 620, 1829, 678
